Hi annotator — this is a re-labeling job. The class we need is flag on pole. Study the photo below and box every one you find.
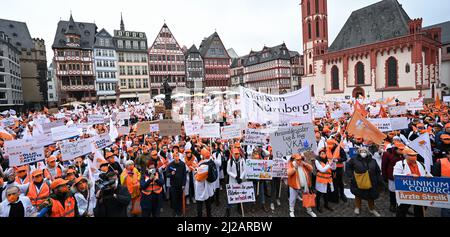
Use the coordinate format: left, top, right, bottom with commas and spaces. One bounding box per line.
354, 100, 368, 117
408, 133, 432, 173
379, 106, 388, 118
436, 94, 442, 109
347, 111, 387, 144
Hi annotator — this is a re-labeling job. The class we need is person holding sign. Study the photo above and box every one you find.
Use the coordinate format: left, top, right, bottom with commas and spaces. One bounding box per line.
394, 148, 432, 217
346, 147, 383, 217
225, 148, 247, 217
184, 148, 198, 205
326, 138, 348, 203
249, 150, 269, 213
314, 148, 336, 213
287, 154, 316, 218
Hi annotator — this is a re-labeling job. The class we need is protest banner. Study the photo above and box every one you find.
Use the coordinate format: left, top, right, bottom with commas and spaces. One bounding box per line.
199, 123, 220, 138
51, 125, 80, 141
367, 118, 393, 132
406, 101, 424, 111
33, 133, 55, 147
313, 109, 326, 119
270, 124, 317, 159
90, 134, 113, 150
60, 139, 93, 161
226, 182, 256, 204
444, 96, 450, 103
390, 117, 409, 131
136, 121, 152, 136
159, 120, 182, 136
369, 106, 381, 116
389, 106, 408, 116
272, 158, 288, 178
117, 126, 130, 136
395, 175, 450, 209
88, 114, 106, 125
240, 86, 312, 124
243, 129, 268, 146
5, 139, 45, 167
42, 120, 65, 134
245, 159, 273, 180
184, 119, 204, 136
220, 124, 241, 140
116, 111, 130, 120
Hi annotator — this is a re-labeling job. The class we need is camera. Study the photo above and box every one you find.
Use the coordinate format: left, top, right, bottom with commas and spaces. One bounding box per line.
147, 168, 156, 176
96, 179, 116, 191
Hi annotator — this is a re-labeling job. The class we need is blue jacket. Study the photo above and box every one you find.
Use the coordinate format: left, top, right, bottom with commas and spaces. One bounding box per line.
139, 171, 164, 209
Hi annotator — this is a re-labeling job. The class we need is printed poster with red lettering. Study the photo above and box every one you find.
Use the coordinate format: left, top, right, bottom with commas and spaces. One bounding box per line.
395, 176, 450, 209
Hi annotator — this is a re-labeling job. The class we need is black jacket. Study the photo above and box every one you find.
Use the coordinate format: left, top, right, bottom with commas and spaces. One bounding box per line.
166, 160, 187, 187
346, 155, 383, 200
94, 184, 131, 217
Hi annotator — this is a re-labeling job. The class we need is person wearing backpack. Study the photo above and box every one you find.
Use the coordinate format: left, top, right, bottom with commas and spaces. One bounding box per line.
194, 148, 216, 217
393, 147, 432, 217
346, 147, 383, 217
225, 148, 247, 217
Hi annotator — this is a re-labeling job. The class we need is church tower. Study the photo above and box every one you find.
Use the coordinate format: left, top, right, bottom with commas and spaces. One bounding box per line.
301, 0, 328, 76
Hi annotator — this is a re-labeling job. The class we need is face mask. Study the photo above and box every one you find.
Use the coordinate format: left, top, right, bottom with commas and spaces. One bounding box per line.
360, 153, 368, 158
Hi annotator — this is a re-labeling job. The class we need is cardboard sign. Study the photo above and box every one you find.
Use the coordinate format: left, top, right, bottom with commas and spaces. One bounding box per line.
243, 129, 267, 146
220, 125, 241, 140
395, 176, 450, 209
389, 106, 408, 116
5, 139, 45, 167
88, 114, 106, 125
184, 119, 204, 136
199, 123, 220, 138
226, 182, 256, 204
116, 112, 130, 120
117, 126, 130, 136
136, 121, 152, 136
51, 125, 80, 141
159, 120, 182, 136
42, 120, 65, 134
60, 139, 93, 161
270, 124, 317, 159
272, 158, 288, 178
245, 159, 273, 180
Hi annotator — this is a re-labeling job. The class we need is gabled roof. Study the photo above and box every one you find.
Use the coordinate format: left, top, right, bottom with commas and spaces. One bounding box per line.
243, 43, 290, 67
328, 0, 411, 52
198, 32, 230, 59
186, 44, 201, 59
424, 21, 450, 45
94, 29, 114, 48
65, 14, 81, 36
0, 18, 33, 49
289, 51, 300, 58
52, 16, 97, 49
149, 23, 183, 53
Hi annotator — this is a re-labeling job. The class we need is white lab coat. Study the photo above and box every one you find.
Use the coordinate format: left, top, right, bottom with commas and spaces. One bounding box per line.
227, 157, 246, 185
393, 159, 431, 177
0, 196, 36, 217
194, 159, 215, 201
212, 152, 222, 189
73, 184, 96, 217
314, 160, 336, 193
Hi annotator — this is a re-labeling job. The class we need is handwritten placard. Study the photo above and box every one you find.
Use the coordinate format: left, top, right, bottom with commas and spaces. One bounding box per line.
245, 159, 273, 180
270, 124, 317, 159
226, 182, 256, 204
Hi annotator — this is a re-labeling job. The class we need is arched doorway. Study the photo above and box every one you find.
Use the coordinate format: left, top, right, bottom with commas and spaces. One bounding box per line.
352, 87, 365, 99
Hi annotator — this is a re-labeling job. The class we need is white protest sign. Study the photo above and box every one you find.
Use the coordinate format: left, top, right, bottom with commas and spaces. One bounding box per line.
390, 117, 409, 131
341, 103, 352, 113
1, 118, 15, 127
406, 101, 424, 111
226, 182, 256, 204
220, 125, 241, 140
270, 124, 317, 159
389, 106, 408, 116
42, 120, 65, 134
199, 123, 220, 138
51, 125, 80, 141
60, 139, 93, 161
90, 134, 113, 150
243, 129, 268, 146
240, 86, 312, 124
368, 118, 393, 132
245, 159, 273, 180
5, 139, 45, 167
116, 112, 130, 120
313, 109, 326, 119
117, 126, 130, 136
33, 133, 55, 147
150, 123, 159, 132
370, 106, 381, 116
331, 110, 344, 120
184, 119, 204, 136
88, 114, 106, 125
55, 113, 66, 119
272, 158, 288, 178
444, 96, 450, 103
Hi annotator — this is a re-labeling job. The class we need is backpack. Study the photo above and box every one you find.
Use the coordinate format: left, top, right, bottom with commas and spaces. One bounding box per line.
203, 160, 218, 183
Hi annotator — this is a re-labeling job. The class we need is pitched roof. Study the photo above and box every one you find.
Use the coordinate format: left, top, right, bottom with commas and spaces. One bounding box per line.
198, 32, 230, 59
289, 51, 300, 58
149, 23, 182, 52
52, 17, 97, 49
94, 29, 114, 48
328, 0, 411, 52
243, 43, 290, 67
0, 18, 33, 49
424, 21, 450, 45
227, 48, 239, 59
186, 44, 200, 58
65, 14, 81, 36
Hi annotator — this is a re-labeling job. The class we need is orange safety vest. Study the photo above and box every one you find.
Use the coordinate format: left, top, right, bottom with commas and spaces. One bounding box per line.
440, 158, 450, 177
141, 173, 162, 195
44, 167, 62, 181
121, 170, 141, 199
15, 175, 30, 185
26, 181, 50, 207
316, 162, 332, 184
50, 197, 76, 217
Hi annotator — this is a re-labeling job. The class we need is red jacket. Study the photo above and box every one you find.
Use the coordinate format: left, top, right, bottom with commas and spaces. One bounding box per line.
381, 149, 404, 181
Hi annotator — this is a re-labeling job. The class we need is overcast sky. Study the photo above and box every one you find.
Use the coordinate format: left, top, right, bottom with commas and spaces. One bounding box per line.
1, 0, 449, 64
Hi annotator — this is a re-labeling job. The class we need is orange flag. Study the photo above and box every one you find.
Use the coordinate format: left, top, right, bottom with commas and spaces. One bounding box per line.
347, 111, 387, 145
354, 100, 368, 117
436, 94, 442, 109
379, 106, 388, 118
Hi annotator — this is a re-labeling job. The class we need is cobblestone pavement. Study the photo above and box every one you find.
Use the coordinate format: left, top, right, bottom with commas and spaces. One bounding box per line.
158, 181, 441, 218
